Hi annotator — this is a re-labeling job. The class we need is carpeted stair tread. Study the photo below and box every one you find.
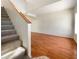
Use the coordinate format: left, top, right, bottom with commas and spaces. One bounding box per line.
1, 25, 14, 30
1, 20, 12, 25
1, 7, 8, 15
1, 17, 10, 21
2, 34, 19, 44
1, 29, 16, 36
1, 15, 9, 17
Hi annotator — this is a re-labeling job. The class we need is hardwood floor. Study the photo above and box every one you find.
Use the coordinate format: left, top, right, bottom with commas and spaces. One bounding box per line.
32, 32, 77, 59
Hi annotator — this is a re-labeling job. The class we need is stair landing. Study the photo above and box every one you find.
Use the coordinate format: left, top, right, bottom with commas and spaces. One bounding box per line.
32, 32, 77, 59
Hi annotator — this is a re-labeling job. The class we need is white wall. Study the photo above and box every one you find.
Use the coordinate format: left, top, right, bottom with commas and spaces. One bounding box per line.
32, 9, 75, 38
10, 0, 27, 13
1, 3, 3, 7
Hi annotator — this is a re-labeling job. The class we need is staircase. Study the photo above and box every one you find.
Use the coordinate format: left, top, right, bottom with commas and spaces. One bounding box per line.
1, 7, 20, 44
1, 7, 21, 55
1, 7, 32, 59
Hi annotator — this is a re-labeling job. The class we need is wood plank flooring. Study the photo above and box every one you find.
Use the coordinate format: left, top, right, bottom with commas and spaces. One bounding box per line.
32, 32, 77, 59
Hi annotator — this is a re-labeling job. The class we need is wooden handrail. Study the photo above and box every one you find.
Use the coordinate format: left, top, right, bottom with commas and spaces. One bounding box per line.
9, 0, 32, 23
19, 12, 32, 23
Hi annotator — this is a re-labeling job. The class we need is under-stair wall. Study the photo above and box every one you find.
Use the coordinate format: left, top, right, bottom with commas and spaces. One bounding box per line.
2, 0, 31, 57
